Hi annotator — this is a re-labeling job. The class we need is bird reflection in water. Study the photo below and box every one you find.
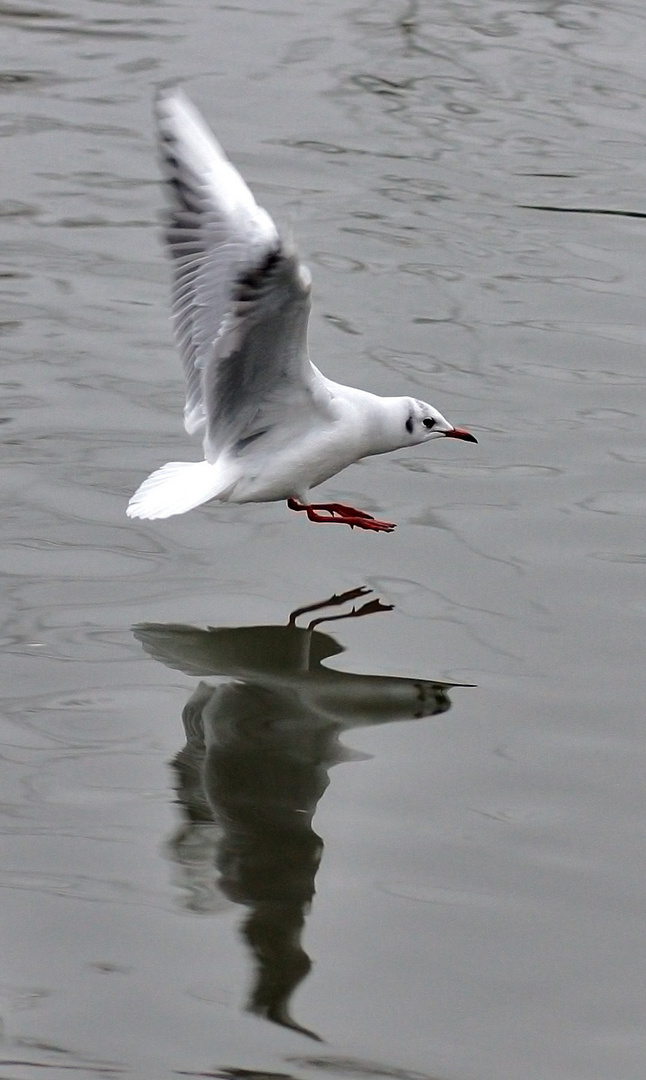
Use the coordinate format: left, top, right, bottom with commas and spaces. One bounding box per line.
134, 588, 464, 1042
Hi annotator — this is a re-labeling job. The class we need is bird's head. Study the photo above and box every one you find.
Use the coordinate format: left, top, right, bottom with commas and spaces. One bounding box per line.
402, 398, 478, 447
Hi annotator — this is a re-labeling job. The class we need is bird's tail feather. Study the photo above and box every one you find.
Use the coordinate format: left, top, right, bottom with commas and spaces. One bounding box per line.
127, 460, 235, 520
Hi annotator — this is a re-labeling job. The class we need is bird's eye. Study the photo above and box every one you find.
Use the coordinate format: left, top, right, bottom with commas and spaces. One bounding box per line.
422, 417, 435, 429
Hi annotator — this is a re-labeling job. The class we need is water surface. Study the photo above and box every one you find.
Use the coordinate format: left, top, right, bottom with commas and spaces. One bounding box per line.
2, 1, 646, 1078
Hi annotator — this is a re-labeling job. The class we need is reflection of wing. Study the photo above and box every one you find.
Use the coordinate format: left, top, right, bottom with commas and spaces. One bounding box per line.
157, 90, 332, 462
306, 673, 456, 725
134, 621, 463, 725
166, 682, 230, 915
133, 622, 344, 678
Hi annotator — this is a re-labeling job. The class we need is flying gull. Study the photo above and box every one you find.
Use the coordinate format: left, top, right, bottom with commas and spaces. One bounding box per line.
127, 89, 477, 533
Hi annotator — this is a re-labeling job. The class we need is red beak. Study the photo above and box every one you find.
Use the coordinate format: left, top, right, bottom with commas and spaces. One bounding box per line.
444, 426, 478, 444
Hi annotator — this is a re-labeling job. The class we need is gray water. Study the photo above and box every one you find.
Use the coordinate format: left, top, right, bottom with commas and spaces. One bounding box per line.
2, 1, 646, 1077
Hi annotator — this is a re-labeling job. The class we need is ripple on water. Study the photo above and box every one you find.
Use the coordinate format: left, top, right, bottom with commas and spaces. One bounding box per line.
397, 460, 560, 479
287, 1054, 438, 1080
509, 361, 646, 385
369, 346, 452, 378
579, 492, 646, 516
377, 881, 508, 910
0, 542, 159, 578
589, 552, 646, 564
1, 686, 172, 745
0, 869, 167, 907
576, 407, 638, 423
610, 447, 646, 464
309, 251, 367, 273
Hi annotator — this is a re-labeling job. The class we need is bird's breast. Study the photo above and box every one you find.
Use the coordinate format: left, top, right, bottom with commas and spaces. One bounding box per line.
232, 421, 364, 503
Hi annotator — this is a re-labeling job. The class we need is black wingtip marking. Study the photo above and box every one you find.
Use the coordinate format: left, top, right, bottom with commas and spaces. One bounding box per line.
235, 245, 282, 301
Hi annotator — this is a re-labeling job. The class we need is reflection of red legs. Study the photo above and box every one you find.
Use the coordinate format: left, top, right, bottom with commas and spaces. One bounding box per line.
288, 588, 394, 630
309, 597, 394, 630
289, 587, 371, 625
287, 498, 396, 533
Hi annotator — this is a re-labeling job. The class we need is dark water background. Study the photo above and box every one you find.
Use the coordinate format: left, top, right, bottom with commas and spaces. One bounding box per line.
2, 1, 646, 1077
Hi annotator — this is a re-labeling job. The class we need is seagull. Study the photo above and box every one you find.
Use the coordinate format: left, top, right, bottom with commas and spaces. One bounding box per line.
127, 89, 477, 533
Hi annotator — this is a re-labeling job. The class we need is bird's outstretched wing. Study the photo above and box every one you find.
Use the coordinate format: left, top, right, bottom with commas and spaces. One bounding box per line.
156, 89, 330, 461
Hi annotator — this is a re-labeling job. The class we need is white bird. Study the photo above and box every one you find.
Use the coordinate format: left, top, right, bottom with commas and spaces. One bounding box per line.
127, 89, 477, 533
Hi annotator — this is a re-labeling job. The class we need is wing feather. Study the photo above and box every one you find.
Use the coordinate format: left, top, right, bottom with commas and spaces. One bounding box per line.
156, 89, 326, 452
203, 247, 325, 460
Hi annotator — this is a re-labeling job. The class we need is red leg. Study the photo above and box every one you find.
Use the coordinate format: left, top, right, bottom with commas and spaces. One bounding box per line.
309, 501, 376, 520
287, 498, 396, 533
